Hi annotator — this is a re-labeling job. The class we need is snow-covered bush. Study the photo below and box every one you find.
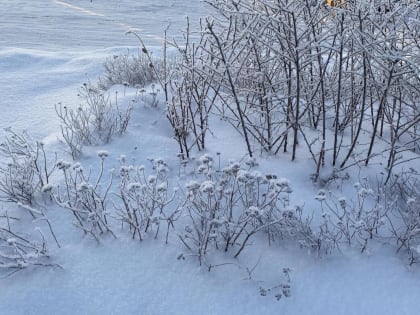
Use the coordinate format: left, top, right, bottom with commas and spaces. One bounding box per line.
99, 51, 163, 89
56, 82, 133, 159
315, 178, 388, 253
385, 169, 420, 265
52, 153, 115, 241
0, 214, 55, 277
0, 129, 55, 207
179, 0, 420, 176
165, 21, 216, 159
126, 31, 171, 105
117, 157, 180, 242
178, 154, 299, 263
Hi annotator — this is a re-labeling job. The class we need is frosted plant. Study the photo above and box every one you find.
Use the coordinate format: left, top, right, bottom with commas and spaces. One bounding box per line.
176, 0, 420, 178
315, 178, 388, 253
117, 158, 180, 242
0, 213, 58, 277
99, 51, 161, 89
52, 154, 115, 242
56, 82, 133, 159
0, 129, 56, 207
385, 169, 420, 265
178, 154, 300, 263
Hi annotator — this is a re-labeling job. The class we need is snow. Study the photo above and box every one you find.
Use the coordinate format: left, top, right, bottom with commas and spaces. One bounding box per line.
1, 1, 420, 314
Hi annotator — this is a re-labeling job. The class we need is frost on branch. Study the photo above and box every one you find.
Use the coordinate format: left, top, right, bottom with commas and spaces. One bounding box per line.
0, 129, 55, 207
178, 154, 306, 264
52, 155, 116, 242
117, 158, 180, 242
55, 82, 133, 159
385, 169, 420, 265
0, 215, 56, 277
99, 51, 161, 89
181, 0, 419, 177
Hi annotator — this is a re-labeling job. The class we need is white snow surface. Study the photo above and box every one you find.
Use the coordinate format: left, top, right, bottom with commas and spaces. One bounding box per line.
1, 1, 419, 314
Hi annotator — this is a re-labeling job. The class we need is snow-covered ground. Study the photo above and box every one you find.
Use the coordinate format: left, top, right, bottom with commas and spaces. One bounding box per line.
0, 0, 205, 139
1, 1, 419, 314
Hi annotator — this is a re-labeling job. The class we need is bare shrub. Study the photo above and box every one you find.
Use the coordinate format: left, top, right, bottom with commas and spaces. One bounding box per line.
314, 178, 388, 253
166, 22, 217, 159
385, 168, 420, 264
117, 157, 180, 242
0, 213, 57, 277
187, 0, 419, 176
99, 50, 162, 89
56, 82, 133, 159
178, 154, 300, 263
0, 129, 55, 206
51, 152, 116, 241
